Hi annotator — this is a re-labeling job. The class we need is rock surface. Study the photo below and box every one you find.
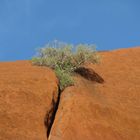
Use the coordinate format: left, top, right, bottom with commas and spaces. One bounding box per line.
0, 61, 58, 140
49, 47, 140, 140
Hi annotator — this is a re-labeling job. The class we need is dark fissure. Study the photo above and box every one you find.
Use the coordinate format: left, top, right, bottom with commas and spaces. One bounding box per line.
44, 86, 61, 138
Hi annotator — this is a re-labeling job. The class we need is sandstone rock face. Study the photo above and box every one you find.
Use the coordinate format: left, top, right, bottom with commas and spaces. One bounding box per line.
49, 47, 140, 140
0, 61, 58, 140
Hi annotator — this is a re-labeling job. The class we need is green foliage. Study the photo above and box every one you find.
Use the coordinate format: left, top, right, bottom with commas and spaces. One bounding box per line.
32, 40, 99, 90
55, 67, 74, 91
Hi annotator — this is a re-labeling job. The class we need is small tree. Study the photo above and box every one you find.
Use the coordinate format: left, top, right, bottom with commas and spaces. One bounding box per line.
32, 40, 99, 90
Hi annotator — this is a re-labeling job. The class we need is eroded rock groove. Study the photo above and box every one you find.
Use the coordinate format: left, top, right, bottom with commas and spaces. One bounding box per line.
44, 86, 61, 138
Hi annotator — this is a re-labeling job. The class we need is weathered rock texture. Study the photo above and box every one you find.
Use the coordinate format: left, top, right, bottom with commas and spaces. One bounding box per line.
0, 61, 58, 140
49, 47, 140, 140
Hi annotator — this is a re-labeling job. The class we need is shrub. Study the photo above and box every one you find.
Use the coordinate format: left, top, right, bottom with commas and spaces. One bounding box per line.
55, 67, 74, 90
32, 40, 99, 90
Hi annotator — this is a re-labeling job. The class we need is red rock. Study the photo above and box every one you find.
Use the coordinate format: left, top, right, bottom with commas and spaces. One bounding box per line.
0, 61, 58, 140
49, 47, 140, 140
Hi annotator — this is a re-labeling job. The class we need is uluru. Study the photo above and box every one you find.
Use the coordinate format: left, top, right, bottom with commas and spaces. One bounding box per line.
0, 47, 140, 140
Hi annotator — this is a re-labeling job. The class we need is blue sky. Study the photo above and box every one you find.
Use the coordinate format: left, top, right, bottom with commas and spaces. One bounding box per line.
0, 0, 140, 61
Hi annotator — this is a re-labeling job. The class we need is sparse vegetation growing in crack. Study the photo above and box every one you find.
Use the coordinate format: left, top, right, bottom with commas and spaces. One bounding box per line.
32, 40, 100, 90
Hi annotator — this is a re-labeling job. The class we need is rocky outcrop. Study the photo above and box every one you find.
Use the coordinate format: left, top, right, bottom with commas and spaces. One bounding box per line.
1, 47, 140, 140
49, 47, 140, 140
0, 61, 59, 140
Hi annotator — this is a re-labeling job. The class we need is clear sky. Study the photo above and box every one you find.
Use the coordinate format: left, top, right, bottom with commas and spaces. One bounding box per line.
0, 0, 140, 61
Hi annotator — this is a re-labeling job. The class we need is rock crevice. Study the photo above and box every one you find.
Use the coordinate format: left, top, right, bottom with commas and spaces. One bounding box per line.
44, 87, 61, 138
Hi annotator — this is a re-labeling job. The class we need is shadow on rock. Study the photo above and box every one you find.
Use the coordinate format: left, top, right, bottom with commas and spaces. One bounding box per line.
75, 67, 104, 83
